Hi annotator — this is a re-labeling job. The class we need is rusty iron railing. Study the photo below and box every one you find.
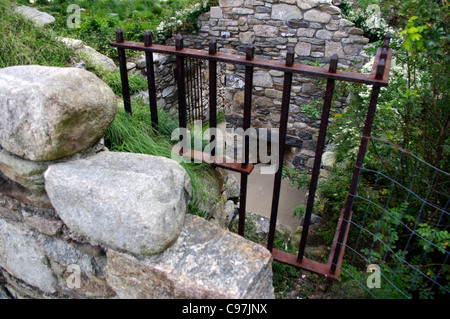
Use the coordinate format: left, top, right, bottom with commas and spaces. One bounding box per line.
111, 28, 393, 280
183, 58, 206, 123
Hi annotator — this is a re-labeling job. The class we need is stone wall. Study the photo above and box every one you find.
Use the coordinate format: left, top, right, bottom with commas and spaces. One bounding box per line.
0, 65, 274, 299
60, 36, 181, 116
130, 53, 180, 114
129, 54, 211, 119
164, 0, 369, 169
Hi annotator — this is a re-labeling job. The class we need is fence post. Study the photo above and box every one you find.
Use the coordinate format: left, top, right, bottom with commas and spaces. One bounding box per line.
175, 34, 187, 153
192, 59, 201, 121
238, 42, 255, 236
186, 58, 193, 122
297, 54, 338, 262
330, 33, 390, 273
267, 48, 295, 251
144, 30, 159, 127
208, 38, 217, 157
116, 27, 132, 114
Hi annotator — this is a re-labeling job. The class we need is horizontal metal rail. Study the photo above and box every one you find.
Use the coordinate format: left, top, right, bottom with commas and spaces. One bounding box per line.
110, 41, 392, 86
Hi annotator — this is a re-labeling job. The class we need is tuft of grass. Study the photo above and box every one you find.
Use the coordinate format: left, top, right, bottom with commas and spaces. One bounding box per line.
75, 49, 148, 96
104, 99, 220, 212
100, 71, 149, 96
0, 0, 73, 68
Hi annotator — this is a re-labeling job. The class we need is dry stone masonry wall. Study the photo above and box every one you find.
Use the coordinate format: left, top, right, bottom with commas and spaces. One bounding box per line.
165, 0, 368, 170
0, 65, 274, 299
130, 53, 180, 114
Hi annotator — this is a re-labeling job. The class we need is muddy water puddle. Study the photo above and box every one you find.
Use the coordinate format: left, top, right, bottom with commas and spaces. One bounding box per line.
230, 163, 306, 233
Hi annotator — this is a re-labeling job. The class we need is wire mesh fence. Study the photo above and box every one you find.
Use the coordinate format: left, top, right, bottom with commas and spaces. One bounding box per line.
331, 136, 449, 299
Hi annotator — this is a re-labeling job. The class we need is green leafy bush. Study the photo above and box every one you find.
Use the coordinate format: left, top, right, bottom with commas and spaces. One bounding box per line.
326, 1, 449, 298
155, 0, 218, 42
283, 0, 449, 298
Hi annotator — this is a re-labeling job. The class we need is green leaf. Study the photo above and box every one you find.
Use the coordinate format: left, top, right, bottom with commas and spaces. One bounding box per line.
410, 33, 422, 41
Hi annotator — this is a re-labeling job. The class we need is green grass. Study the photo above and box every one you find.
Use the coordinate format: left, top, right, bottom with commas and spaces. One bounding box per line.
97, 70, 149, 96
104, 99, 222, 214
73, 45, 149, 96
2, 0, 223, 216
15, 0, 215, 58
0, 0, 73, 68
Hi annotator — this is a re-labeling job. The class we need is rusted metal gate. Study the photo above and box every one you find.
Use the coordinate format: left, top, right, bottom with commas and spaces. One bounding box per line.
112, 29, 393, 280
183, 58, 206, 123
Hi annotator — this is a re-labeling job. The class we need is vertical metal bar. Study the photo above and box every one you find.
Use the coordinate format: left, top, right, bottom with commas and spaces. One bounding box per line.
238, 42, 255, 237
175, 34, 187, 151
186, 58, 192, 123
376, 58, 386, 81
191, 59, 197, 122
193, 58, 199, 121
243, 43, 254, 166
298, 54, 338, 262
267, 48, 295, 251
116, 28, 131, 115
330, 33, 390, 273
192, 59, 196, 121
330, 90, 380, 273
382, 32, 391, 52
209, 38, 217, 157
199, 61, 204, 120
196, 60, 200, 121
380, 47, 388, 61
329, 88, 382, 273
144, 30, 158, 127
190, 59, 194, 122
196, 60, 202, 120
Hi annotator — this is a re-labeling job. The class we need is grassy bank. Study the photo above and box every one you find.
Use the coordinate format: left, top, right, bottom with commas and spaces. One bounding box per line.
0, 0, 73, 68
2, 0, 224, 216
15, 0, 216, 58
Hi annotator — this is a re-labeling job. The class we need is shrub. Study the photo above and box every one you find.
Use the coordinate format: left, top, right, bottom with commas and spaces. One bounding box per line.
155, 0, 218, 43
283, 0, 449, 298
